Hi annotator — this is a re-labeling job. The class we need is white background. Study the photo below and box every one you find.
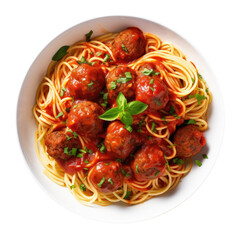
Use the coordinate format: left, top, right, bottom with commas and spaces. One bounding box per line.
1, 0, 239, 239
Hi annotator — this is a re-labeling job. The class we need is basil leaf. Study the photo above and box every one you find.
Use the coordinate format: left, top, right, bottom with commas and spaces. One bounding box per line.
116, 92, 127, 110
124, 125, 133, 133
85, 30, 93, 42
120, 112, 133, 126
127, 101, 148, 115
52, 45, 70, 61
98, 107, 121, 121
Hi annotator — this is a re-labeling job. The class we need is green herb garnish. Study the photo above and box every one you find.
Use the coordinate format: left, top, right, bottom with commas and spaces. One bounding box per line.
116, 72, 132, 84
87, 81, 94, 89
195, 160, 202, 167
202, 154, 208, 159
52, 46, 69, 61
80, 183, 86, 191
103, 54, 110, 62
60, 88, 66, 97
142, 68, 160, 76
123, 190, 131, 200
99, 92, 148, 129
108, 178, 113, 185
55, 111, 63, 119
188, 94, 206, 105
97, 177, 105, 187
187, 119, 197, 125
85, 30, 93, 42
121, 44, 128, 52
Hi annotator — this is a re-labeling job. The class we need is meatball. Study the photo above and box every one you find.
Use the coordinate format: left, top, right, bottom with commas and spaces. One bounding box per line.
131, 144, 166, 182
67, 100, 104, 137
45, 130, 80, 160
66, 63, 105, 100
136, 75, 169, 111
173, 125, 206, 158
104, 121, 140, 159
89, 161, 124, 193
111, 27, 146, 62
106, 66, 136, 102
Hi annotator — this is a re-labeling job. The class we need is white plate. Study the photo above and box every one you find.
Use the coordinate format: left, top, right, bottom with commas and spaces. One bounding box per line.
17, 16, 224, 223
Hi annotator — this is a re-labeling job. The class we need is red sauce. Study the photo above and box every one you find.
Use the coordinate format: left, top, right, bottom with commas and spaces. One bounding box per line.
44, 27, 207, 193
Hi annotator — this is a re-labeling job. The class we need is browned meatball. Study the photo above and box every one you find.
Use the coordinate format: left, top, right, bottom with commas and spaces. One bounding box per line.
106, 66, 136, 103
66, 63, 105, 100
136, 75, 169, 111
67, 100, 104, 137
89, 161, 124, 193
173, 125, 206, 158
45, 131, 80, 160
104, 121, 140, 159
131, 144, 166, 182
111, 27, 146, 62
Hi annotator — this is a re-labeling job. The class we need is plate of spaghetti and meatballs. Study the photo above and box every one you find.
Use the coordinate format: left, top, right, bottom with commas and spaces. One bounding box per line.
17, 16, 224, 222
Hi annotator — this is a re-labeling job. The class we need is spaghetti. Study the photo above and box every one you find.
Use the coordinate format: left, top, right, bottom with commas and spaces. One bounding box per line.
33, 27, 211, 206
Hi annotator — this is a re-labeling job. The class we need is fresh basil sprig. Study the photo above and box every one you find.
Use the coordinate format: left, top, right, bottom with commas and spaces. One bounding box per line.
52, 45, 70, 61
99, 92, 148, 131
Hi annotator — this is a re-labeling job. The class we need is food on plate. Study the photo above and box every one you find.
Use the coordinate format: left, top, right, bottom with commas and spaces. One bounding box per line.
33, 26, 211, 205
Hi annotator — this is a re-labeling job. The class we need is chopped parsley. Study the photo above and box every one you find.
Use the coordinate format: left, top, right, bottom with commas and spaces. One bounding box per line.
87, 81, 94, 89
164, 155, 171, 172
55, 111, 63, 119
142, 68, 160, 76
85, 30, 93, 42
103, 54, 110, 62
169, 105, 175, 114
197, 73, 203, 79
136, 164, 139, 173
150, 87, 155, 92
187, 119, 197, 125
202, 154, 208, 159
155, 171, 160, 176
117, 72, 132, 84
108, 178, 113, 185
151, 122, 157, 132
77, 153, 83, 158
96, 52, 102, 56
188, 94, 206, 105
70, 185, 75, 189
121, 44, 128, 52
97, 177, 105, 187
154, 99, 162, 106
80, 183, 86, 191
64, 147, 77, 156
98, 143, 106, 153
137, 119, 144, 132
66, 135, 72, 141
109, 81, 117, 90
149, 78, 154, 84
101, 92, 108, 107
191, 77, 195, 84
121, 167, 130, 177
195, 160, 202, 167
173, 157, 185, 165
123, 190, 131, 200
60, 87, 66, 97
